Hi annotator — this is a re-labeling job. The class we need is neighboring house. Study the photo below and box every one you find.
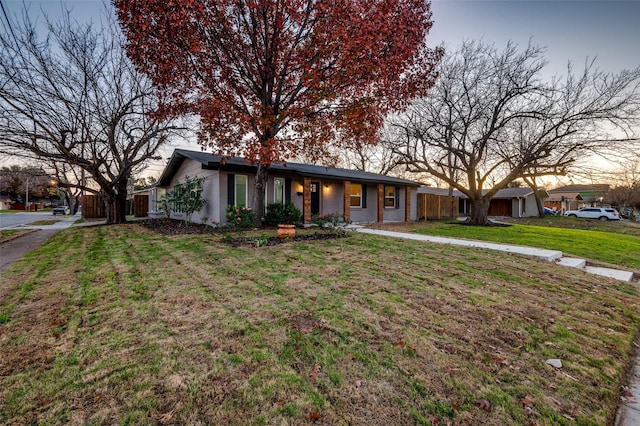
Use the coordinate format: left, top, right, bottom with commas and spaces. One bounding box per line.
153, 149, 420, 224
546, 184, 610, 213
0, 194, 13, 210
418, 186, 548, 218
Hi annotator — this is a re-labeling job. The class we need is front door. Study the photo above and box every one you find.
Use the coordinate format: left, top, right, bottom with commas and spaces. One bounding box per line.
310, 181, 320, 216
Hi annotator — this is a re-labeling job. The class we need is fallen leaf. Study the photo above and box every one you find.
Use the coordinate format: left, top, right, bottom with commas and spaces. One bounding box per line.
521, 396, 533, 407
309, 364, 320, 381
451, 400, 459, 412
474, 399, 491, 412
428, 413, 439, 424
346, 353, 354, 360
395, 341, 405, 348
308, 412, 321, 421
274, 401, 284, 407
354, 379, 362, 388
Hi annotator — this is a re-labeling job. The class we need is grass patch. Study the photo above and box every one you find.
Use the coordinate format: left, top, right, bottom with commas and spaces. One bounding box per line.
0, 229, 37, 244
0, 223, 638, 425
383, 218, 640, 271
26, 220, 60, 226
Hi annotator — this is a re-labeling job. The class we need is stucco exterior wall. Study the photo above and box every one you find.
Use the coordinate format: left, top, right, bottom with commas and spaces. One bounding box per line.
320, 181, 344, 217
382, 186, 406, 222
511, 195, 541, 218
168, 160, 219, 223
349, 184, 378, 223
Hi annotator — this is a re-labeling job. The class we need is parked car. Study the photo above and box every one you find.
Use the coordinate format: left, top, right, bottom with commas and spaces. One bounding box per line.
543, 207, 558, 215
53, 205, 70, 215
564, 207, 620, 221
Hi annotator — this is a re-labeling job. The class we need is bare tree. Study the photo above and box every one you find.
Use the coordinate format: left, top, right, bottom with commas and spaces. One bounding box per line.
0, 8, 181, 223
606, 153, 640, 209
386, 41, 640, 225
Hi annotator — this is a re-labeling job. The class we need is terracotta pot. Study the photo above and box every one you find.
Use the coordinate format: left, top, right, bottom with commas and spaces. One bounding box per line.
277, 224, 296, 238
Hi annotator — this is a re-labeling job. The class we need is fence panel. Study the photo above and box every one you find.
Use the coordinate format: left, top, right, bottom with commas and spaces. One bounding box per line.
417, 194, 458, 220
134, 195, 149, 217
83, 194, 105, 219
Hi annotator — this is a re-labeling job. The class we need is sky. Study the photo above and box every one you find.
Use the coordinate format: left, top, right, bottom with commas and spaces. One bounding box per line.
2, 0, 640, 180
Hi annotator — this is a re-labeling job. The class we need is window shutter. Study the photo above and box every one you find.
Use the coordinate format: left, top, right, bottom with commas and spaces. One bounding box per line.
227, 174, 235, 206
362, 184, 367, 208
285, 178, 292, 203
395, 187, 400, 209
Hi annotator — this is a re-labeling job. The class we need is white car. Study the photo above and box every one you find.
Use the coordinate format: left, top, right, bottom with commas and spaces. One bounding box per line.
564, 207, 620, 221
53, 205, 70, 215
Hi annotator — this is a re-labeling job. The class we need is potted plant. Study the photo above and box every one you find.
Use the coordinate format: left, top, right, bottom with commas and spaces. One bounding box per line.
266, 201, 301, 238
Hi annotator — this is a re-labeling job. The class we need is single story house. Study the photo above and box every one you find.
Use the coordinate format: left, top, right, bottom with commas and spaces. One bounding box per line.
418, 186, 549, 218
0, 194, 13, 210
546, 184, 610, 213
151, 149, 421, 224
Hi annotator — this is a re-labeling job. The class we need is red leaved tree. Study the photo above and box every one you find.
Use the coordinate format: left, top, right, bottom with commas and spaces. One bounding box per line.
115, 0, 442, 225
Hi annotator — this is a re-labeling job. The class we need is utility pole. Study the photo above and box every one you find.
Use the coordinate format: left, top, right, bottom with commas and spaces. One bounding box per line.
24, 176, 29, 212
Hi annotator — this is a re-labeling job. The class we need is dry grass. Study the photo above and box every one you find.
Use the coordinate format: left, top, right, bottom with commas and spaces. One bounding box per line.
0, 229, 37, 244
0, 223, 638, 425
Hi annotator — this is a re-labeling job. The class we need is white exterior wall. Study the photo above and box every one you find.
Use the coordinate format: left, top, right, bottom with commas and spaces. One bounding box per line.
511, 195, 542, 218
169, 159, 219, 223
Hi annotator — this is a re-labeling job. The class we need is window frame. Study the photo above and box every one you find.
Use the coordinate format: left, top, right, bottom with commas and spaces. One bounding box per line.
274, 177, 285, 205
350, 183, 363, 208
384, 185, 397, 208
235, 174, 248, 208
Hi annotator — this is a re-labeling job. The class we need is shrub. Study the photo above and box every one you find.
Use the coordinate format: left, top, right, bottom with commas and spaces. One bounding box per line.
311, 212, 350, 233
226, 205, 256, 229
264, 201, 302, 226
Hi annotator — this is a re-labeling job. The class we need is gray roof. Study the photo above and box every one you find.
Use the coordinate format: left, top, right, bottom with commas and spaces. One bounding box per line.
418, 186, 547, 199
159, 149, 420, 187
548, 184, 610, 193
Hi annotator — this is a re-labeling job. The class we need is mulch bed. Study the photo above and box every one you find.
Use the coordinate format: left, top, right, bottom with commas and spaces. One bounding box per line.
138, 218, 347, 247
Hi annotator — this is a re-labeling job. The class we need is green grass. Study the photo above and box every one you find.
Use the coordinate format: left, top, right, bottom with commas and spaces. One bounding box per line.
408, 218, 640, 270
0, 223, 638, 425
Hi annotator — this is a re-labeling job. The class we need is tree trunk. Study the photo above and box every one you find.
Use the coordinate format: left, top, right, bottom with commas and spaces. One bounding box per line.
252, 163, 269, 228
467, 197, 491, 225
103, 178, 129, 224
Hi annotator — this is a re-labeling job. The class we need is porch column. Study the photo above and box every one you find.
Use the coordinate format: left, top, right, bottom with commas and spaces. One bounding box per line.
343, 180, 351, 222
405, 187, 411, 222
303, 177, 312, 223
377, 184, 384, 223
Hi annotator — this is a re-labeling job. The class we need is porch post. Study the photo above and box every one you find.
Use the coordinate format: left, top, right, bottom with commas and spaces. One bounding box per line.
303, 177, 312, 223
405, 187, 411, 222
377, 184, 384, 223
343, 180, 351, 222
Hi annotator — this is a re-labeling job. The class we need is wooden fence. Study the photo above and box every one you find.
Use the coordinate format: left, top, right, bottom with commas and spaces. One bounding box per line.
417, 193, 458, 220
134, 195, 149, 217
83, 194, 105, 219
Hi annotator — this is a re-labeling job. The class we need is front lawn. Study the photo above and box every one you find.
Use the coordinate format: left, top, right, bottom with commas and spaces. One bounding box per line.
389, 218, 640, 271
0, 223, 638, 425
